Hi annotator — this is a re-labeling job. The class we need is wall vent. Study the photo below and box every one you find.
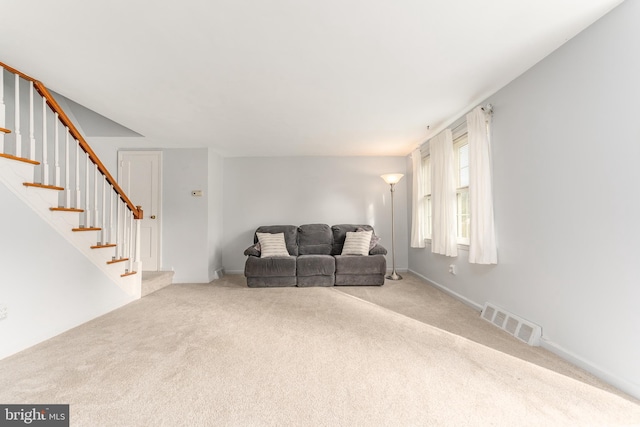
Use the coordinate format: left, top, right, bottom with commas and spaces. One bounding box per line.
481, 303, 542, 346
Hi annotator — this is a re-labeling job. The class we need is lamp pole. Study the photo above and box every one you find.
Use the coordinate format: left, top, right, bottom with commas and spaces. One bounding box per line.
381, 174, 404, 281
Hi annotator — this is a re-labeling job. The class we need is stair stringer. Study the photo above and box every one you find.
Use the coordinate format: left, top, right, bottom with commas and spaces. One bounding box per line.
0, 157, 141, 298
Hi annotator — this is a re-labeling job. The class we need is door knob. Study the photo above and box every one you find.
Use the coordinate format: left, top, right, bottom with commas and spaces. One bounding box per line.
150, 215, 156, 219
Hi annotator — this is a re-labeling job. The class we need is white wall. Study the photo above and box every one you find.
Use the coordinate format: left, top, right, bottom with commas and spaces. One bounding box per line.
0, 183, 134, 359
407, 0, 640, 398
222, 156, 408, 273
161, 148, 210, 283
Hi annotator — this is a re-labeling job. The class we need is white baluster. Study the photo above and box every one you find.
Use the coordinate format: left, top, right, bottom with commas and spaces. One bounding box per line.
74, 144, 81, 209
29, 82, 35, 161
101, 175, 107, 244
0, 67, 5, 153
41, 97, 49, 185
115, 195, 121, 259
123, 204, 130, 260
109, 188, 115, 245
134, 214, 142, 272
93, 163, 99, 229
54, 113, 60, 187
14, 74, 21, 158
64, 130, 71, 207
128, 212, 135, 273
84, 153, 90, 227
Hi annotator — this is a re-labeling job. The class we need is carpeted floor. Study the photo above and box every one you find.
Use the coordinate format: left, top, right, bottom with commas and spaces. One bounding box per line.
0, 273, 638, 426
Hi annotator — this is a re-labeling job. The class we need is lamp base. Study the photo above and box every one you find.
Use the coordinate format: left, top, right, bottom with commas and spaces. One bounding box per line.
385, 272, 403, 281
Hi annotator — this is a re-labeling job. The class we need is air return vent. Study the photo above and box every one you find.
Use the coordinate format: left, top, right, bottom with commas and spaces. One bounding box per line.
481, 303, 542, 346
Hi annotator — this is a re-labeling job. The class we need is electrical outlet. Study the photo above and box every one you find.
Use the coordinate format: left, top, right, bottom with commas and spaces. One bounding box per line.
448, 264, 457, 275
0, 304, 7, 321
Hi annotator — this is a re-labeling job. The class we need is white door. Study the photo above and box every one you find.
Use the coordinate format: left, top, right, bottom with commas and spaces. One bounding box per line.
118, 151, 162, 271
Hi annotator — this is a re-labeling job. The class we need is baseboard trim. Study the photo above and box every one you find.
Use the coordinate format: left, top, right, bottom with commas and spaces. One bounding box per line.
224, 270, 244, 275
540, 338, 640, 400
408, 269, 483, 311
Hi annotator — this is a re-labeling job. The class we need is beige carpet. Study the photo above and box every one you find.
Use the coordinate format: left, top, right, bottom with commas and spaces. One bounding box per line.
336, 273, 635, 399
0, 274, 638, 426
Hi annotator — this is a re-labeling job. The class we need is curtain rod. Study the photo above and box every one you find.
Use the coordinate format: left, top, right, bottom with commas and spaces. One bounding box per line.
415, 103, 494, 152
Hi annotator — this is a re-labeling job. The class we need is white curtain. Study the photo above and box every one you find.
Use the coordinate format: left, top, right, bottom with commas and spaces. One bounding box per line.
430, 129, 458, 257
410, 149, 426, 248
467, 106, 497, 264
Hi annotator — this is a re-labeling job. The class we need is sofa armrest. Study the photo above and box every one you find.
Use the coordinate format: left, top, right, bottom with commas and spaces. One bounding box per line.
244, 245, 261, 257
369, 244, 387, 255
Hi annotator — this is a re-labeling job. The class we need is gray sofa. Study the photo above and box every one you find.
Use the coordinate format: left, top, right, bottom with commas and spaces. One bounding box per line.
244, 224, 387, 287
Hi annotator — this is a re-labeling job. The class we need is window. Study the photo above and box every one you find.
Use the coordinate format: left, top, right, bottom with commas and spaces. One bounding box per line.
420, 127, 470, 246
422, 155, 432, 239
454, 134, 470, 245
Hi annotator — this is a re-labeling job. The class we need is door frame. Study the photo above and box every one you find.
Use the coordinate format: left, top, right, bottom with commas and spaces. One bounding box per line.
117, 150, 163, 272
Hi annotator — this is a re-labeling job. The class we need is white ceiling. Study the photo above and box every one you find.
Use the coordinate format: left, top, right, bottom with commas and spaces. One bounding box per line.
0, 0, 623, 157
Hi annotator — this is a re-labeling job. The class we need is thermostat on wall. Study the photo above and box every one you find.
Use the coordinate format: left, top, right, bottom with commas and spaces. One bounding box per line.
191, 190, 203, 197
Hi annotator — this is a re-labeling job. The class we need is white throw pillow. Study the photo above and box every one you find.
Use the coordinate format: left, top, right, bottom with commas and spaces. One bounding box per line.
256, 232, 290, 258
341, 230, 373, 256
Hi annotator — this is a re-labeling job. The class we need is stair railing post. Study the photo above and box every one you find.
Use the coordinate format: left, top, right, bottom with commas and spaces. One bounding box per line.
54, 113, 60, 187
14, 74, 21, 158
0, 67, 4, 153
29, 82, 35, 161
41, 97, 49, 185
84, 152, 90, 227
101, 174, 106, 245
74, 143, 81, 209
93, 163, 98, 228
123, 205, 130, 261
115, 195, 121, 259
109, 187, 115, 245
126, 212, 133, 273
64, 129, 71, 208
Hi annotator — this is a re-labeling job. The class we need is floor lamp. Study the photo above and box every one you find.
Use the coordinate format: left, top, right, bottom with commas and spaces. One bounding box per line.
381, 173, 404, 281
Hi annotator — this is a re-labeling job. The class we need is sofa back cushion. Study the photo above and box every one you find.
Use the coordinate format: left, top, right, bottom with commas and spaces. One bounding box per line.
298, 224, 333, 255
331, 224, 374, 255
254, 225, 299, 256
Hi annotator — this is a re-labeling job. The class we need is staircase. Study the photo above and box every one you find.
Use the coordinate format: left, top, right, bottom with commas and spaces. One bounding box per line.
0, 62, 142, 297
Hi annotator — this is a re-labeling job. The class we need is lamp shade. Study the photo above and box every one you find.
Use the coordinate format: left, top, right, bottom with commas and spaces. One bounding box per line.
381, 173, 404, 185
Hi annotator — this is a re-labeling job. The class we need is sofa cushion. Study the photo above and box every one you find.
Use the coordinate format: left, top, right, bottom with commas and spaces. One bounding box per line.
298, 224, 333, 255
335, 274, 385, 286
254, 225, 298, 256
334, 254, 386, 275
331, 224, 374, 255
256, 232, 289, 258
245, 256, 296, 277
297, 276, 334, 287
247, 276, 297, 288
341, 230, 373, 256
297, 254, 336, 277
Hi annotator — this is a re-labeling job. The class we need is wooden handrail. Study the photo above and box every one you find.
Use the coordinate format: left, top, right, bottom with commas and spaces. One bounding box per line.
0, 61, 143, 219
0, 61, 37, 83
34, 83, 142, 219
